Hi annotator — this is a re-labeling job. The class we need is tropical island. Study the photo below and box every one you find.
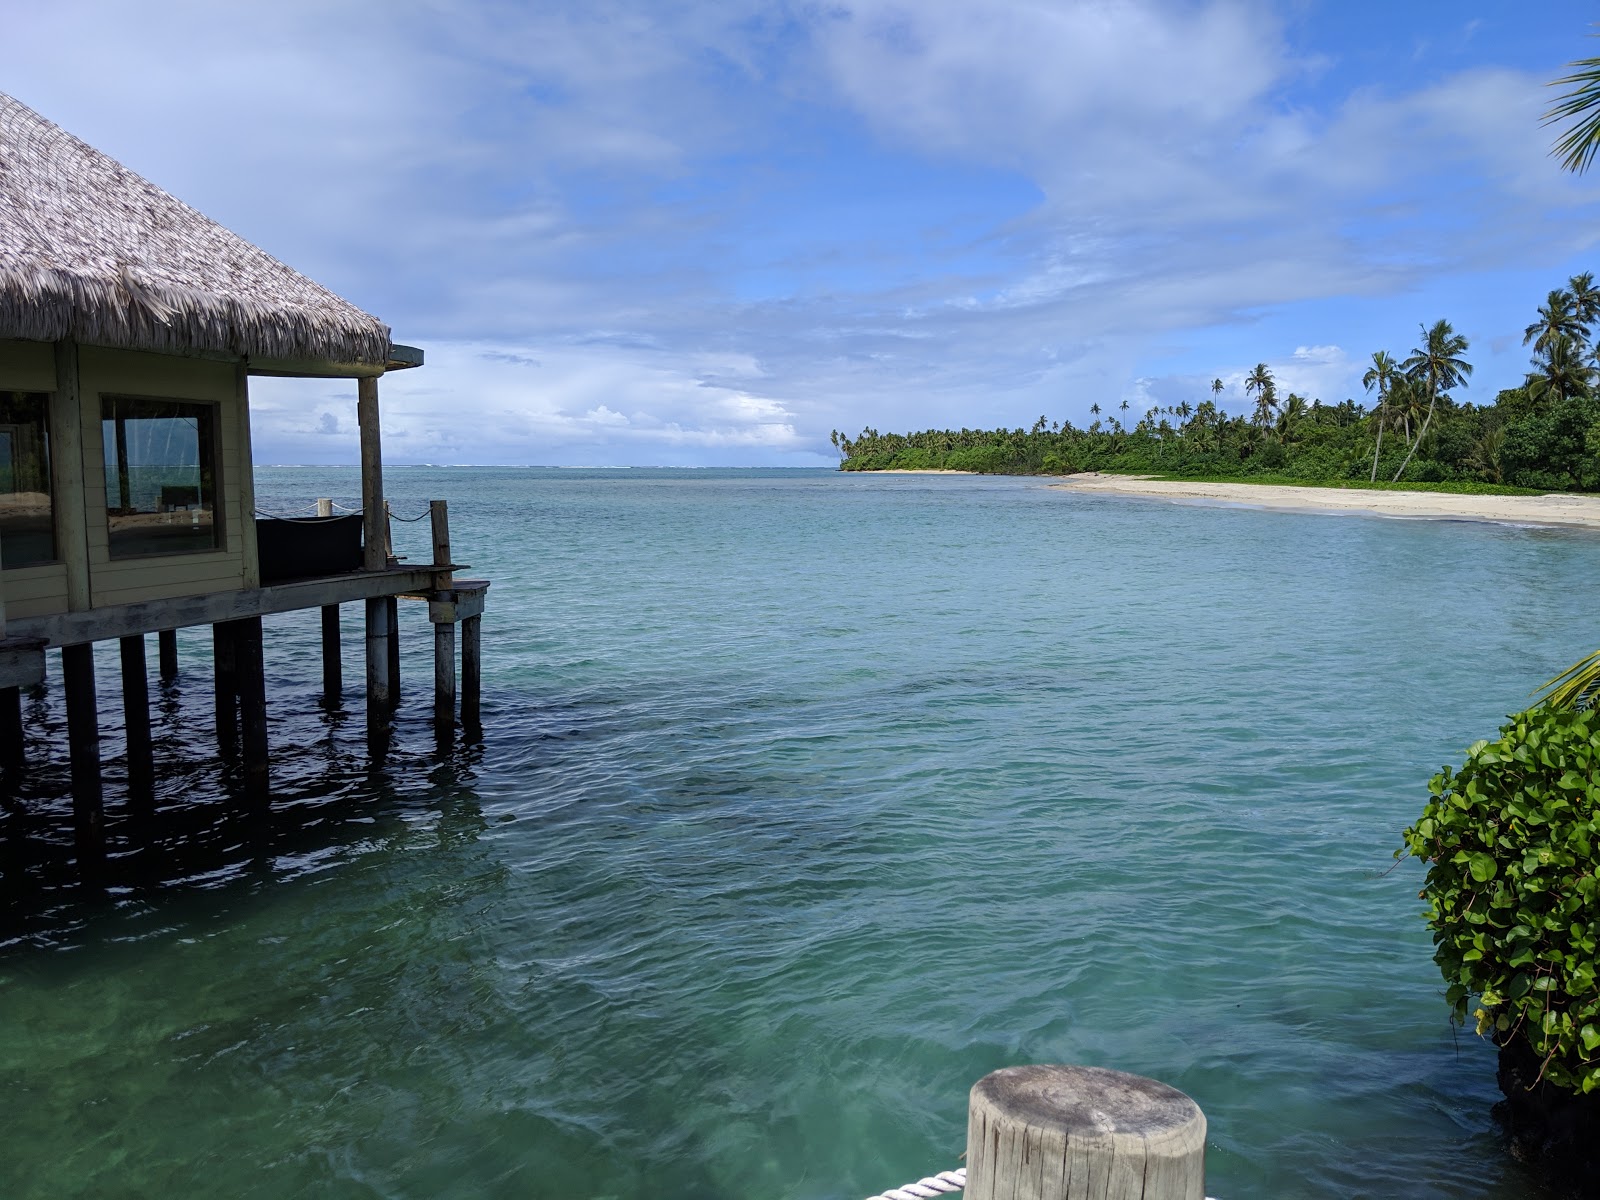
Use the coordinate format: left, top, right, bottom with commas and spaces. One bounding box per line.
831, 277, 1600, 500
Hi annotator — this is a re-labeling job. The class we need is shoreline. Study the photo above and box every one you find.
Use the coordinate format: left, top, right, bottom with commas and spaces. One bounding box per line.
1048, 473, 1600, 530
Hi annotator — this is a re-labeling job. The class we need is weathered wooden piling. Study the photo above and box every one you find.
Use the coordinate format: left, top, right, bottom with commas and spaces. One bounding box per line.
964, 1065, 1206, 1200
213, 622, 238, 750
365, 597, 391, 719
431, 500, 455, 723
233, 616, 270, 813
0, 686, 23, 778
157, 629, 178, 682
321, 605, 342, 699
119, 635, 155, 812
461, 614, 481, 726
60, 644, 104, 873
385, 595, 401, 706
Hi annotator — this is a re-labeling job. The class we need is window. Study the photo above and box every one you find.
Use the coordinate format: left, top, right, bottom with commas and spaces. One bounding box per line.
0, 391, 54, 569
102, 396, 219, 558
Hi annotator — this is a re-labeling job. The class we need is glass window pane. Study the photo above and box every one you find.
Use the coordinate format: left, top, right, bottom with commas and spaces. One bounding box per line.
0, 391, 55, 569
102, 396, 218, 558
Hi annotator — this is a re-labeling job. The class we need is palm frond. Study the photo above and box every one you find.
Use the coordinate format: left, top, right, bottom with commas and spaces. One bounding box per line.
1534, 647, 1600, 710
1546, 55, 1600, 175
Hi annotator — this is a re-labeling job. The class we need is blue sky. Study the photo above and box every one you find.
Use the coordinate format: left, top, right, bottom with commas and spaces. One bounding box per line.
10, 0, 1600, 464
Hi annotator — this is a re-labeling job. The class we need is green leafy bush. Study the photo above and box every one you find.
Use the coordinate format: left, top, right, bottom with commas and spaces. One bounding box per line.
1400, 706, 1600, 1092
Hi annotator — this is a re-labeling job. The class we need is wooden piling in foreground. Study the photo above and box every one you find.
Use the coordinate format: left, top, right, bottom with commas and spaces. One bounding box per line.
119, 635, 155, 813
157, 628, 178, 682
964, 1065, 1205, 1200
61, 644, 104, 874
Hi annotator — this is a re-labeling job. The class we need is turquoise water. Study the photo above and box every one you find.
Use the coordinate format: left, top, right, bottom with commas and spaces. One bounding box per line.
4, 466, 1597, 1199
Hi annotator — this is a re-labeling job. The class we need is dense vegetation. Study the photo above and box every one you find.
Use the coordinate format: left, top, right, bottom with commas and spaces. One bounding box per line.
833, 276, 1600, 492
1401, 704, 1600, 1096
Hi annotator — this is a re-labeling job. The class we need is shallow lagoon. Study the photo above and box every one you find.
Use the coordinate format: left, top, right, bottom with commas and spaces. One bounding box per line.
3, 466, 1592, 1198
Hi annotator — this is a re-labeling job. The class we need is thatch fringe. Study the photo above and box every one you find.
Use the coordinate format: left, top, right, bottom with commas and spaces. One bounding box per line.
0, 92, 392, 366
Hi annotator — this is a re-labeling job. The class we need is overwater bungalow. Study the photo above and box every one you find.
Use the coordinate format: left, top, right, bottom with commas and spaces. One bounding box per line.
0, 91, 486, 876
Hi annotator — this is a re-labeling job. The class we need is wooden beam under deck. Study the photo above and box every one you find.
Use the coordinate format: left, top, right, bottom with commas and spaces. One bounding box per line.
6, 566, 459, 649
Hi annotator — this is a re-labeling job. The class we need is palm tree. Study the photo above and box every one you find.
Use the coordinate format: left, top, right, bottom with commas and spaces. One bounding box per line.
1393, 319, 1472, 481
1571, 271, 1600, 336
1275, 394, 1308, 444
1523, 288, 1587, 358
1526, 333, 1596, 408
1210, 378, 1224, 406
1361, 350, 1397, 483
1176, 400, 1193, 422
1244, 363, 1276, 426
1089, 403, 1101, 417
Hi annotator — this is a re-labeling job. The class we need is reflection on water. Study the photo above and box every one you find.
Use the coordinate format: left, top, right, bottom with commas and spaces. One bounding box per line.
2, 467, 1588, 1199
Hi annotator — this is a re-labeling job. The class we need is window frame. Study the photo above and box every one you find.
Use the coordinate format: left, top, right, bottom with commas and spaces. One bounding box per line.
0, 389, 57, 571
99, 393, 226, 562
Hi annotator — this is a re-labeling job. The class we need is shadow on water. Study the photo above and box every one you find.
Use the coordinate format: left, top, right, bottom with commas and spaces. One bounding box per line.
0, 655, 496, 954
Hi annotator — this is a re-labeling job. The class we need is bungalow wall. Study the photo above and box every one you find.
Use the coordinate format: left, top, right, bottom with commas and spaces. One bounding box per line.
0, 338, 258, 621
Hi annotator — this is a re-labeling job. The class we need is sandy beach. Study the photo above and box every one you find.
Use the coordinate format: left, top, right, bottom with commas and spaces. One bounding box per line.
1050, 473, 1600, 531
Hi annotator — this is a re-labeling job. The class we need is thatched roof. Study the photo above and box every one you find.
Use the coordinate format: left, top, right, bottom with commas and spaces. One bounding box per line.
0, 91, 393, 368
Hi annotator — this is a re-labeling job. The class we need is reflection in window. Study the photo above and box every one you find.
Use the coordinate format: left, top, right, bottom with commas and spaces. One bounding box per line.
102, 396, 218, 558
0, 392, 54, 569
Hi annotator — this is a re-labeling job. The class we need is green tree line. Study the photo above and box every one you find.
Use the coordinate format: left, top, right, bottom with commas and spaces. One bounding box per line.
832, 276, 1600, 492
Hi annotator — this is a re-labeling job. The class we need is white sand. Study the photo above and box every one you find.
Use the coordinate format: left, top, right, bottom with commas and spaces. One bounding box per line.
1050, 473, 1600, 531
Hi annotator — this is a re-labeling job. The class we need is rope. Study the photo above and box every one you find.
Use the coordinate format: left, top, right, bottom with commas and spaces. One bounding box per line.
387, 508, 433, 522
864, 1169, 965, 1200
863, 1166, 1216, 1200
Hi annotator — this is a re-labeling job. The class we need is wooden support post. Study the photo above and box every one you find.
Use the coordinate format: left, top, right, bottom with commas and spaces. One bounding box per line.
233, 616, 270, 814
157, 628, 178, 682
964, 1066, 1206, 1200
358, 375, 386, 572
316, 498, 333, 518
321, 604, 342, 699
385, 595, 400, 707
51, 341, 91, 612
0, 686, 23, 778
431, 500, 456, 723
365, 596, 391, 720
434, 621, 456, 723
213, 621, 238, 751
235, 362, 261, 590
461, 614, 481, 726
119, 635, 155, 813
61, 643, 104, 875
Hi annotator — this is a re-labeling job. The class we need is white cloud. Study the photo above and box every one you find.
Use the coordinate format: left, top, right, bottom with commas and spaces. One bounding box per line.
7, 1, 1600, 459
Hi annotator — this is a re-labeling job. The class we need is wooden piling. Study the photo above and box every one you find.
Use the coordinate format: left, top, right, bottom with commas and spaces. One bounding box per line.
119, 635, 155, 812
321, 604, 342, 699
385, 595, 400, 707
358, 376, 385, 572
233, 616, 270, 814
365, 596, 391, 721
430, 500, 455, 722
316, 497, 334, 518
61, 643, 104, 874
157, 628, 178, 682
0, 686, 23, 778
213, 621, 238, 750
964, 1066, 1205, 1200
461, 614, 481, 726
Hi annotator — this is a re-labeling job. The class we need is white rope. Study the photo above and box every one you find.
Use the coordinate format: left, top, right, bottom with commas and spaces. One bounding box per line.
862, 1165, 1217, 1200
864, 1168, 965, 1200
